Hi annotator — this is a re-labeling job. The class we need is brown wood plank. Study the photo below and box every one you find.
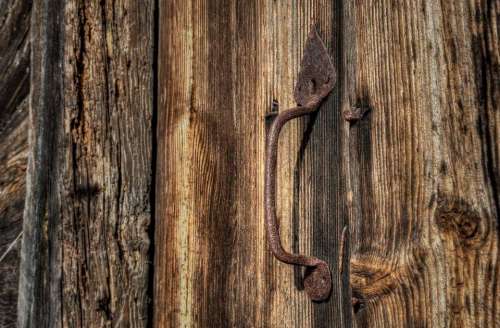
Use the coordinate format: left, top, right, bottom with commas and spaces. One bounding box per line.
155, 1, 348, 327
18, 1, 154, 327
343, 0, 499, 326
60, 1, 154, 326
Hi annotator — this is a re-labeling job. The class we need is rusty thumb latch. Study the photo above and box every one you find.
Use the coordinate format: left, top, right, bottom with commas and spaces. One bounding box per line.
265, 26, 336, 301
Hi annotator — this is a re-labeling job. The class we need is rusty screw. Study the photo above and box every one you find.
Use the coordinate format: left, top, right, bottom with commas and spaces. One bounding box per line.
343, 106, 369, 122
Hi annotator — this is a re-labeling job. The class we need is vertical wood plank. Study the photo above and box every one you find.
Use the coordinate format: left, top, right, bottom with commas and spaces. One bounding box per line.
155, 1, 348, 326
19, 0, 154, 327
0, 1, 31, 326
344, 0, 499, 326
0, 100, 28, 328
18, 0, 65, 325
60, 1, 154, 326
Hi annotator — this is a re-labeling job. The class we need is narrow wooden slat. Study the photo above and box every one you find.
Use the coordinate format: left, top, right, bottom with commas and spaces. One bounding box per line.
0, 0, 30, 116
344, 0, 499, 326
18, 0, 64, 326
0, 1, 31, 326
0, 98, 28, 328
155, 1, 347, 326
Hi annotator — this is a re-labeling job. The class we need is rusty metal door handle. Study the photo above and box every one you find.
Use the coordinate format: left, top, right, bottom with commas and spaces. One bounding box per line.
265, 27, 336, 302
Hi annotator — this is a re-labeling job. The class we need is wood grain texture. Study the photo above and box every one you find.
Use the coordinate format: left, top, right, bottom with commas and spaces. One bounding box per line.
0, 99, 28, 328
0, 0, 31, 117
18, 0, 154, 327
10, 0, 498, 326
343, 0, 499, 327
59, 1, 154, 326
0, 1, 31, 327
155, 1, 348, 327
18, 0, 64, 325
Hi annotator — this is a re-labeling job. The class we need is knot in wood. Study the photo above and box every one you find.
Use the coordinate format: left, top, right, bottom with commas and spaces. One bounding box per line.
435, 196, 487, 249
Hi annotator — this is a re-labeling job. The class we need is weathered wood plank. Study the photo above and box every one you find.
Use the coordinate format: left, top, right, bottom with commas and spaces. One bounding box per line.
59, 1, 154, 327
155, 1, 348, 327
0, 0, 30, 117
343, 0, 499, 326
19, 1, 154, 327
11, 0, 497, 326
18, 0, 64, 326
0, 98, 28, 328
0, 1, 31, 326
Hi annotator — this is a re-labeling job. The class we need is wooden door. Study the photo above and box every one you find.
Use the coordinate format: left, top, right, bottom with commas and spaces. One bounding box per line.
4, 0, 499, 327
153, 0, 500, 327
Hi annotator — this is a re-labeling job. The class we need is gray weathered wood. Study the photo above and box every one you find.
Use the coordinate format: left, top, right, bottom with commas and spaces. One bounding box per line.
0, 0, 30, 117
0, 0, 31, 327
0, 99, 28, 328
18, 0, 64, 326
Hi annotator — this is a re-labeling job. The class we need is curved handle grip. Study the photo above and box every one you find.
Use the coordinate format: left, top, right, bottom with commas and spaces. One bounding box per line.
264, 26, 336, 302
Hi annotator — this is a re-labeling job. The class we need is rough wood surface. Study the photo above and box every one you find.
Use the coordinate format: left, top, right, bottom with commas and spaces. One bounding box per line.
155, 1, 348, 327
156, 0, 499, 327
343, 0, 499, 327
18, 1, 154, 327
0, 0, 31, 327
0, 99, 28, 328
18, 0, 66, 325
9, 0, 499, 326
0, 0, 30, 118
